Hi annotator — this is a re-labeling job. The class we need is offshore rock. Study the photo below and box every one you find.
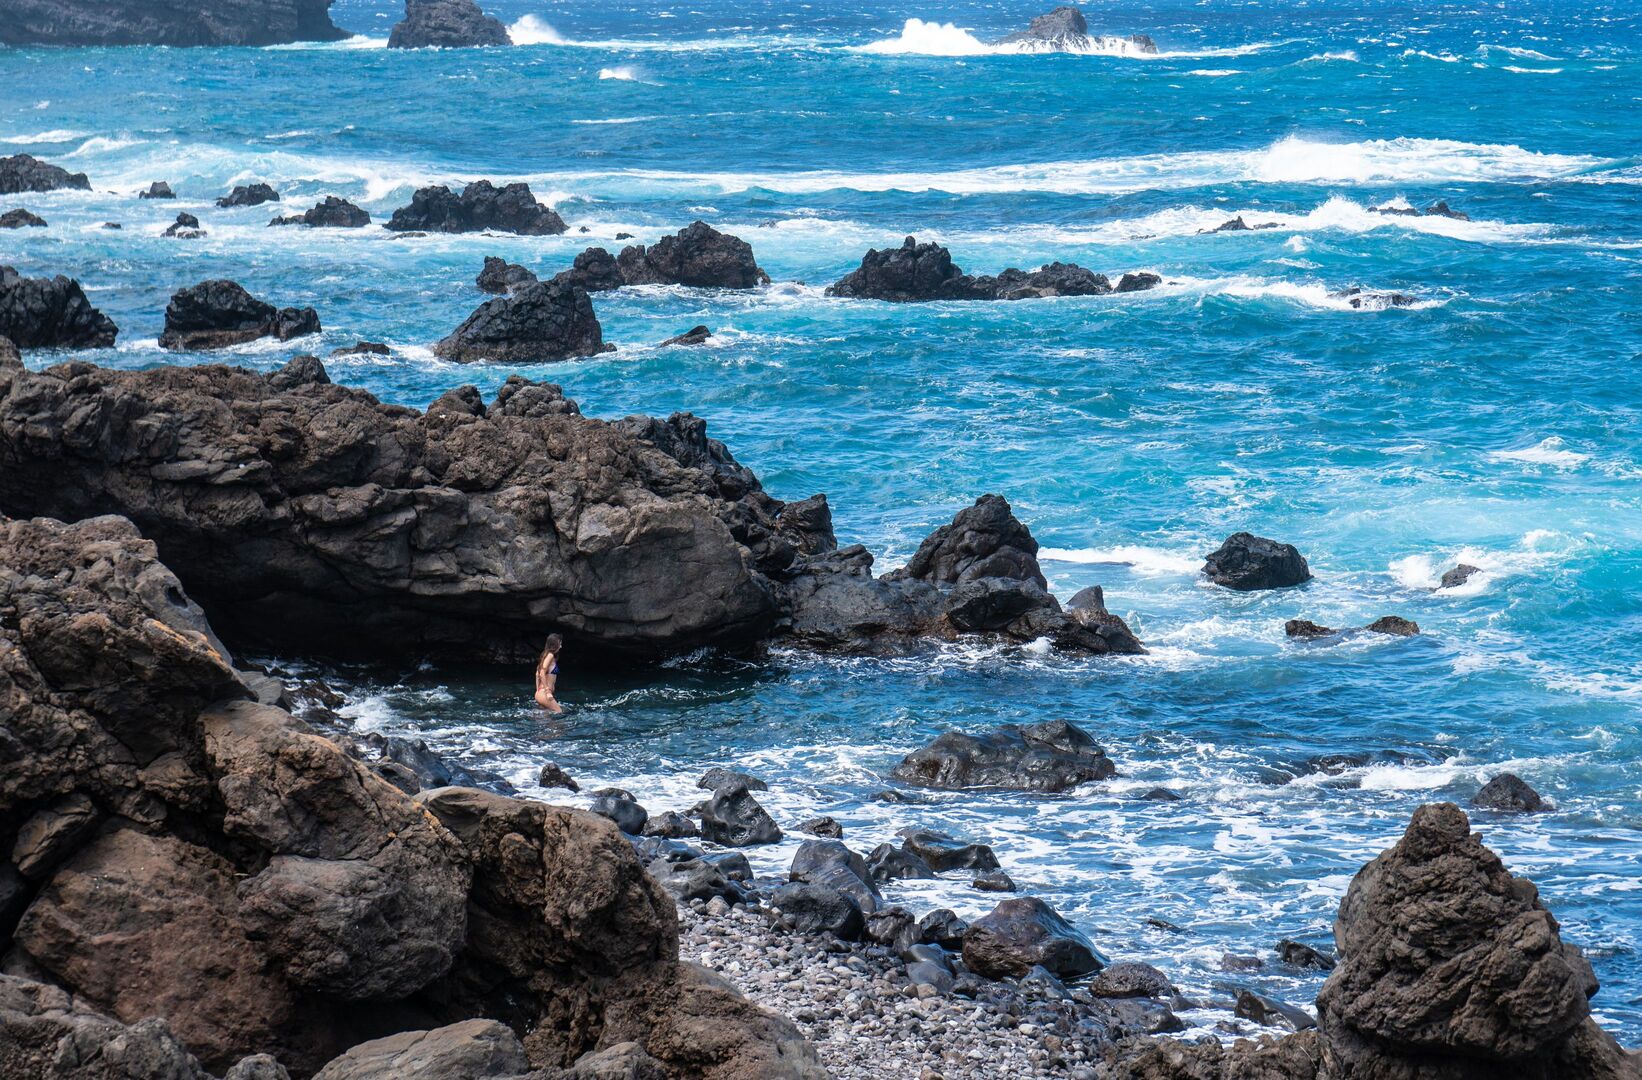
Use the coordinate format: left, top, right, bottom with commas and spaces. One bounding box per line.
828, 237, 1129, 301
0, 0, 346, 46
163, 211, 206, 238
433, 278, 610, 362
0, 209, 48, 229
270, 196, 371, 228
890, 719, 1117, 793
0, 154, 90, 195
1473, 772, 1547, 812
387, 181, 565, 234
0, 265, 119, 349
387, 0, 511, 48
158, 280, 320, 350
1203, 532, 1312, 590
993, 6, 1161, 54
613, 222, 771, 289
218, 182, 282, 208
660, 324, 713, 347
476, 255, 539, 294
139, 181, 176, 199
890, 492, 1047, 587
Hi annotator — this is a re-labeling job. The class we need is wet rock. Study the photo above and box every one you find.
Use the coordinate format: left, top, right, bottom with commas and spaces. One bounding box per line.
1473, 772, 1547, 812
962, 897, 1104, 980
917, 908, 968, 949
1146, 916, 1184, 933
613, 221, 770, 289
1331, 287, 1417, 310
139, 180, 176, 199
699, 768, 768, 793
1425, 200, 1470, 221
1439, 562, 1482, 589
899, 828, 1000, 873
268, 354, 331, 390
978, 261, 1113, 300
1285, 619, 1337, 638
538, 761, 579, 792
433, 278, 608, 362
386, 180, 564, 235
992, 6, 1161, 55
699, 782, 782, 847
825, 236, 977, 302
0, 208, 46, 228
0, 264, 119, 348
1220, 952, 1264, 972
971, 870, 1017, 893
1089, 960, 1173, 999
1277, 939, 1336, 971
770, 881, 864, 941
789, 840, 879, 913
549, 246, 627, 292
1364, 615, 1419, 636
798, 816, 842, 838
270, 196, 370, 228
102, 221, 122, 228
331, 340, 391, 356
863, 906, 920, 950
218, 183, 281, 208
159, 279, 319, 350
312, 1019, 527, 1079
892, 493, 1046, 587
642, 810, 699, 839
1139, 787, 1181, 802
366, 734, 515, 794
1203, 532, 1312, 590
1115, 271, 1163, 292
1236, 989, 1317, 1032
0, 0, 345, 45
0, 153, 90, 194
660, 324, 712, 347
905, 959, 956, 995
163, 211, 205, 238
387, 0, 511, 48
475, 254, 538, 294
589, 790, 649, 835
890, 719, 1116, 792
866, 843, 935, 883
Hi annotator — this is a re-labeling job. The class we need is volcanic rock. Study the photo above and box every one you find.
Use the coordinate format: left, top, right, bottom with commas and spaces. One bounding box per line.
699, 782, 782, 847
163, 211, 205, 238
613, 222, 771, 289
0, 265, 119, 348
433, 278, 609, 362
387, 181, 564, 234
0, 0, 346, 45
1473, 772, 1547, 812
140, 181, 176, 199
0, 209, 47, 229
1439, 563, 1482, 589
270, 196, 370, 227
158, 279, 320, 350
1203, 532, 1312, 590
962, 897, 1105, 980
476, 255, 538, 294
890, 719, 1116, 792
1115, 271, 1163, 293
661, 325, 712, 347
0, 154, 90, 195
387, 0, 511, 48
218, 183, 281, 208
1364, 615, 1419, 636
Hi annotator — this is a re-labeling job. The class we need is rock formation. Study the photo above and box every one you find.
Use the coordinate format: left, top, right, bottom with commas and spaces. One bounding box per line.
387, 180, 565, 234
992, 6, 1160, 54
163, 211, 206, 238
891, 720, 1117, 793
433, 278, 611, 362
218, 182, 281, 208
387, 0, 511, 48
0, 266, 119, 349
0, 513, 825, 1078
827, 237, 1150, 301
1203, 532, 1312, 590
139, 181, 175, 199
552, 223, 770, 292
661, 325, 713, 347
475, 255, 538, 294
269, 196, 371, 227
158, 280, 320, 350
0, 154, 90, 195
0, 0, 347, 46
0, 210, 47, 229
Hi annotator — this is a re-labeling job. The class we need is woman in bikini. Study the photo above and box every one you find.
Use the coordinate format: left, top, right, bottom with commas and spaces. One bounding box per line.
533, 633, 564, 713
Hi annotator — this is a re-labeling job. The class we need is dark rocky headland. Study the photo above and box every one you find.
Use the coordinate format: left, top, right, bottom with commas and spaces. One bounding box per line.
0, 0, 347, 46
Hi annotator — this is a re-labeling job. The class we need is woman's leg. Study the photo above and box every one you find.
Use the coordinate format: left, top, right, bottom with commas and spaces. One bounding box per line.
534, 687, 562, 713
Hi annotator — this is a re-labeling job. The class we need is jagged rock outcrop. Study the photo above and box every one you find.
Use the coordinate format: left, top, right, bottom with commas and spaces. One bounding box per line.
661, 325, 712, 347
387, 181, 565, 235
1203, 532, 1312, 590
218, 183, 281, 208
0, 0, 346, 45
826, 237, 1146, 302
612, 222, 770, 290
890, 719, 1117, 792
139, 181, 175, 199
163, 211, 205, 238
0, 154, 90, 195
0, 209, 47, 229
0, 265, 119, 349
476, 255, 538, 294
158, 280, 320, 350
386, 0, 511, 48
0, 513, 825, 1079
434, 278, 610, 362
269, 196, 370, 227
992, 6, 1159, 54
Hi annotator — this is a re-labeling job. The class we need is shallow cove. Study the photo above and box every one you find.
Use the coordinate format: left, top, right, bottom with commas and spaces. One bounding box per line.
5, 0, 1640, 1043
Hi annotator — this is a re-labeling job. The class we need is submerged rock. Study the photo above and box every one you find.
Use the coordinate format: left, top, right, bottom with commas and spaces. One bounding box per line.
270, 196, 370, 228
433, 278, 608, 362
827, 237, 1122, 302
218, 182, 281, 208
890, 719, 1116, 792
1364, 615, 1419, 636
387, 0, 511, 48
1203, 532, 1312, 590
1425, 200, 1471, 221
1439, 562, 1482, 589
387, 180, 564, 235
330, 340, 390, 356
0, 0, 346, 45
1473, 772, 1547, 812
0, 208, 47, 229
158, 279, 320, 350
660, 324, 713, 347
962, 897, 1105, 980
1331, 286, 1417, 310
475, 255, 537, 294
1277, 939, 1336, 971
899, 828, 1000, 872
1285, 619, 1337, 639
1236, 990, 1316, 1032
866, 843, 935, 883
0, 153, 90, 194
0, 265, 119, 348
163, 211, 206, 238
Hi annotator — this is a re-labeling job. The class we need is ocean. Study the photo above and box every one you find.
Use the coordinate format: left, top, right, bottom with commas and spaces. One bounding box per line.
3, 0, 1639, 1040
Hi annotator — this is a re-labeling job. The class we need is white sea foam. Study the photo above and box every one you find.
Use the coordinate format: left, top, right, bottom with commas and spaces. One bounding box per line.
597, 65, 645, 81
1479, 44, 1560, 61
570, 116, 657, 125
1487, 436, 1589, 468
264, 34, 386, 49
509, 15, 567, 45
1502, 65, 1563, 74
1040, 545, 1201, 575
851, 18, 1277, 59
853, 18, 993, 56
1187, 69, 1242, 76
1163, 274, 1443, 312
0, 129, 88, 144
1300, 50, 1359, 63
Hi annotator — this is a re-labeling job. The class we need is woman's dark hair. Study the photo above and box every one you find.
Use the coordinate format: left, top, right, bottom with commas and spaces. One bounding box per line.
541, 633, 564, 655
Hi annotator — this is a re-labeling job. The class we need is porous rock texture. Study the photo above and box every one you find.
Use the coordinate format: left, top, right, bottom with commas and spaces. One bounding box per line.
0, 513, 824, 1079
0, 266, 119, 350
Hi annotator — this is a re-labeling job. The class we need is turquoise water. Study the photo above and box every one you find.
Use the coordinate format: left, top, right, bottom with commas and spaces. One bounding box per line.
4, 0, 1640, 1040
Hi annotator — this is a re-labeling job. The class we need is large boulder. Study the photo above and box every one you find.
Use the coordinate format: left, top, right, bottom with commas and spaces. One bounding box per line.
387, 181, 564, 235
158, 280, 320, 351
0, 155, 89, 195
270, 196, 370, 228
1316, 803, 1636, 1079
0, 209, 47, 229
218, 183, 281, 208
961, 897, 1105, 980
1202, 532, 1312, 591
825, 237, 981, 302
994, 5, 1088, 46
890, 719, 1117, 792
698, 783, 782, 847
612, 222, 770, 290
0, 266, 119, 349
550, 247, 628, 293
433, 278, 609, 363
0, 0, 346, 45
0, 973, 220, 1080
387, 0, 511, 48
313, 1020, 527, 1080
476, 255, 538, 294
890, 493, 1046, 588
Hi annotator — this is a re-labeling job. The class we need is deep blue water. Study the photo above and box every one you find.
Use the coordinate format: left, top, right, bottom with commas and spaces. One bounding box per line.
4, 0, 1640, 1042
